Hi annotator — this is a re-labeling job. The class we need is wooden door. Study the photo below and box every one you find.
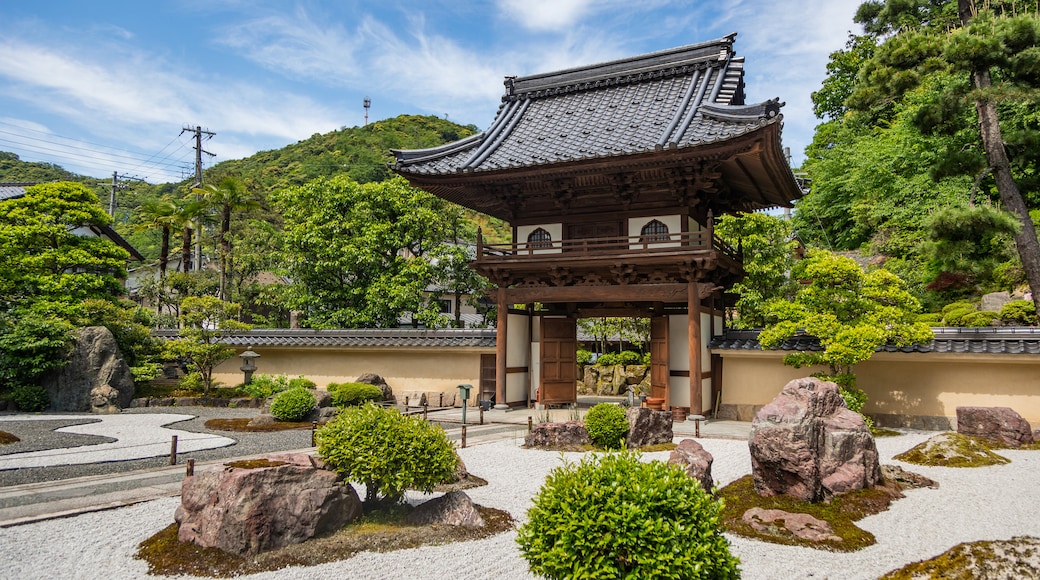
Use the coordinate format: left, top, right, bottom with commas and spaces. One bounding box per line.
479, 354, 496, 403
540, 317, 577, 405
650, 316, 669, 401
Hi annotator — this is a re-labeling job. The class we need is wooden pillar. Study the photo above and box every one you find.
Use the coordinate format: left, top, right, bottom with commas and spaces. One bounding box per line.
495, 286, 509, 409
689, 280, 702, 415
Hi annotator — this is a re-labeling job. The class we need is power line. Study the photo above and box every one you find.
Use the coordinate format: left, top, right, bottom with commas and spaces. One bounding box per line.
0, 122, 195, 170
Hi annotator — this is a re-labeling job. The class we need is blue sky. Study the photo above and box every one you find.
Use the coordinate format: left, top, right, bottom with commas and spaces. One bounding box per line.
0, 0, 864, 184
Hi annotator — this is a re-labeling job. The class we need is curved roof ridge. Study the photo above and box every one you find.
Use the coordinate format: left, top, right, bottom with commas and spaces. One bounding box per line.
701, 98, 784, 122
390, 131, 485, 164
506, 33, 737, 100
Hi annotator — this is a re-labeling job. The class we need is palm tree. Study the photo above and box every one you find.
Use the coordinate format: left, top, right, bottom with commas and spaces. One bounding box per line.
193, 177, 259, 300
174, 197, 204, 273
133, 196, 178, 279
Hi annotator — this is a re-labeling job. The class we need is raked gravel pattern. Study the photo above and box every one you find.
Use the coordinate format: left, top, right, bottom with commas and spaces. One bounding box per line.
1, 430, 1039, 579
0, 414, 235, 470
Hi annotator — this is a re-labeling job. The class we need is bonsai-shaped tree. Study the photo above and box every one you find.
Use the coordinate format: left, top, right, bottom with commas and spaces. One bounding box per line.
759, 249, 933, 417
165, 296, 250, 394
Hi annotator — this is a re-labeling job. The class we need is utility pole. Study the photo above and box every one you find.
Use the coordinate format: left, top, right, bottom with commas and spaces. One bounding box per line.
180, 125, 215, 272
102, 172, 144, 218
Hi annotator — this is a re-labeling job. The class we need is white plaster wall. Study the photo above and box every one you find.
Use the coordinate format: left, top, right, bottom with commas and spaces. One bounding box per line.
628, 215, 682, 248
506, 312, 531, 403
515, 223, 562, 254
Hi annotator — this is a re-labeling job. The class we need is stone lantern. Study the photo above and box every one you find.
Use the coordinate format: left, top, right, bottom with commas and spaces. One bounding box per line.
239, 346, 260, 384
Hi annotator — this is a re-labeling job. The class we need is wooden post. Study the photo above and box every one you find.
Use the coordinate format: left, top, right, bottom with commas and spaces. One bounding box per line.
311, 421, 318, 446
495, 286, 508, 409
186, 458, 195, 477
461, 425, 468, 449
689, 281, 702, 415
169, 435, 178, 466
479, 407, 484, 425
423, 403, 428, 420
528, 416, 533, 432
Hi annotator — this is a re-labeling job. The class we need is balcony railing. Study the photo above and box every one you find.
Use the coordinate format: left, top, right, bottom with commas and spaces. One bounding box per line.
477, 229, 739, 262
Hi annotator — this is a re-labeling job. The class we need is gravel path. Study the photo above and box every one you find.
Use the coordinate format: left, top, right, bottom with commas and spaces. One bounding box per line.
0, 407, 312, 487
0, 429, 1038, 579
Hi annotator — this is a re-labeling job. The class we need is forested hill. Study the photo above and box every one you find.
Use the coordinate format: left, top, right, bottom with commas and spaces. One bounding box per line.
0, 152, 94, 184
203, 114, 479, 191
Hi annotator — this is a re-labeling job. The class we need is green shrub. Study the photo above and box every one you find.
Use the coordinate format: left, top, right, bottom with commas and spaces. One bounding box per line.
916, 313, 943, 325
287, 376, 316, 390
576, 349, 593, 366
269, 387, 317, 422
517, 453, 739, 580
642, 352, 651, 366
11, 384, 49, 412
596, 352, 619, 366
178, 372, 205, 392
327, 382, 384, 407
584, 403, 629, 450
942, 301, 977, 315
241, 374, 290, 399
1000, 300, 1039, 325
316, 403, 457, 503
961, 311, 999, 327
942, 306, 977, 326
617, 350, 642, 365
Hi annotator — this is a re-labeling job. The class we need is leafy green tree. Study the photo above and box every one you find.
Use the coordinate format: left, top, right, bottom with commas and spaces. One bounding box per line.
133, 196, 179, 279
849, 0, 1040, 316
164, 296, 249, 394
272, 175, 460, 328
716, 212, 799, 328
428, 243, 491, 328
577, 318, 650, 355
193, 176, 260, 300
760, 250, 934, 388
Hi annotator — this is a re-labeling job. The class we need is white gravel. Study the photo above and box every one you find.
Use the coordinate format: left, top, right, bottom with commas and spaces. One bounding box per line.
1, 430, 1039, 579
0, 414, 235, 470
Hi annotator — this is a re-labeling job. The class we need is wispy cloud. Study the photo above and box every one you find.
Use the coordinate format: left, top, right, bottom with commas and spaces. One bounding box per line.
495, 0, 597, 32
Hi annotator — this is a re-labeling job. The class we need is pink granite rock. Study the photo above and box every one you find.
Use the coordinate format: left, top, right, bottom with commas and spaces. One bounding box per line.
405, 491, 485, 528
668, 438, 714, 492
174, 453, 361, 555
956, 406, 1034, 447
524, 421, 590, 448
625, 407, 673, 448
749, 377, 881, 502
742, 507, 842, 543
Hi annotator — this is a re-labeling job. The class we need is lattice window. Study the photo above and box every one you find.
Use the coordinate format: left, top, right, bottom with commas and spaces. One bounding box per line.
640, 220, 670, 243
528, 227, 553, 248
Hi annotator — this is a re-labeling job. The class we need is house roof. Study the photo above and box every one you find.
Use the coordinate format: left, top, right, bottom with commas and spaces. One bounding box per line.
0, 182, 144, 261
709, 328, 1040, 356
153, 328, 497, 349
390, 34, 802, 220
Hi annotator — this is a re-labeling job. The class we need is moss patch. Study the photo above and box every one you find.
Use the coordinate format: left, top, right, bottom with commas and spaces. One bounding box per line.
872, 428, 902, 438
0, 430, 20, 445
894, 432, 1011, 467
136, 383, 251, 399
718, 474, 907, 551
879, 536, 1040, 579
431, 474, 489, 493
137, 504, 513, 577
203, 418, 319, 432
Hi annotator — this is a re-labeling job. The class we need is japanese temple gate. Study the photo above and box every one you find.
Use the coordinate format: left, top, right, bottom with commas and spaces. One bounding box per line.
393, 34, 803, 414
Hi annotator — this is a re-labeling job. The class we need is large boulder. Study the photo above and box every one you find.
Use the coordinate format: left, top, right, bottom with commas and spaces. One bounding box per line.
749, 377, 881, 502
956, 406, 1034, 447
524, 421, 590, 448
356, 373, 393, 402
625, 407, 673, 449
405, 491, 485, 528
175, 453, 361, 556
668, 438, 714, 492
41, 326, 135, 412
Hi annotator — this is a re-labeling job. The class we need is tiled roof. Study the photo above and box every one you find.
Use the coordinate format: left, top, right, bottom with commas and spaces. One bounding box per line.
709, 328, 1040, 355
153, 328, 497, 349
0, 183, 31, 201
392, 34, 782, 176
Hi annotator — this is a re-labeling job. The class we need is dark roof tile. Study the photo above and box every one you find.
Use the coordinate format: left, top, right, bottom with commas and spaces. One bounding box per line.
709, 327, 1040, 356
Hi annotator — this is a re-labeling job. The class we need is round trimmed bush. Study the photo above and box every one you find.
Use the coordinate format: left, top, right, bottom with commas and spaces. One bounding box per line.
584, 403, 628, 450
241, 374, 290, 399
617, 350, 642, 365
315, 403, 457, 503
961, 311, 999, 328
269, 386, 317, 422
287, 376, 316, 390
1000, 300, 1038, 325
11, 384, 49, 412
517, 453, 740, 580
327, 381, 384, 407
